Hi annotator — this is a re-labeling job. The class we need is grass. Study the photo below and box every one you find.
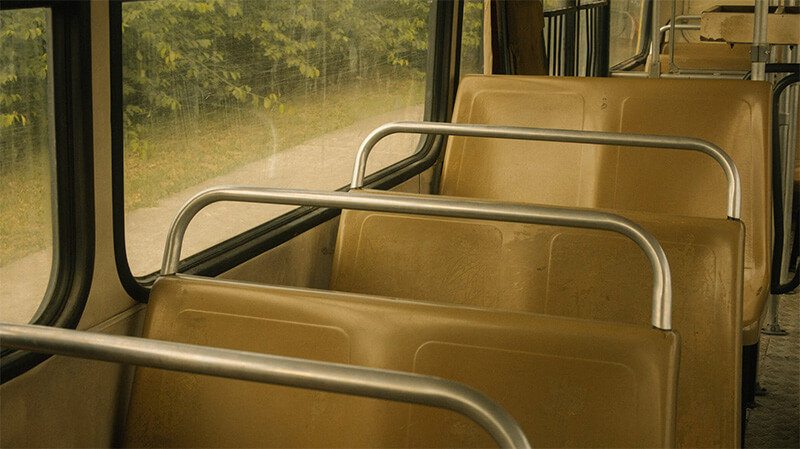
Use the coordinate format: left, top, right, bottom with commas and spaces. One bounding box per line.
0, 152, 52, 265
125, 77, 424, 210
0, 76, 424, 266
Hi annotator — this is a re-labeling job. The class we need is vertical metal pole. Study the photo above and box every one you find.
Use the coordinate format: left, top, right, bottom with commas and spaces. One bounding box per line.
750, 1, 769, 81
597, 1, 611, 77
780, 46, 798, 282
668, 0, 678, 72
648, 0, 661, 78
763, 299, 788, 335
565, 0, 576, 77
483, 0, 492, 75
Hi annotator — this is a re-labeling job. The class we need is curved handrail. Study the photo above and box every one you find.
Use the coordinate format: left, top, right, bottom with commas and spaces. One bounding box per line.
0, 322, 530, 449
769, 73, 800, 295
349, 121, 742, 220
659, 23, 700, 34
161, 187, 673, 330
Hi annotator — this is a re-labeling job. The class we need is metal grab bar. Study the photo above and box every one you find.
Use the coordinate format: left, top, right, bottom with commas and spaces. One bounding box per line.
659, 23, 700, 34
659, 13, 701, 37
349, 121, 742, 220
161, 187, 673, 330
0, 322, 531, 449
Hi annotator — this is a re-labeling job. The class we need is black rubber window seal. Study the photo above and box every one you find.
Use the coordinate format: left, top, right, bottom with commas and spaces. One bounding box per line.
110, 1, 458, 301
0, 1, 95, 384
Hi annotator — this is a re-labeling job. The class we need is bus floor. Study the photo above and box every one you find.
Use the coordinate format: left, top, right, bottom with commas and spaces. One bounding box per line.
745, 289, 800, 448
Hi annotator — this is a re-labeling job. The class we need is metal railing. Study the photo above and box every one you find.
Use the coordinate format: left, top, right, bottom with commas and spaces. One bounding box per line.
160, 187, 673, 330
0, 322, 531, 449
658, 14, 701, 50
543, 0, 609, 77
350, 121, 742, 220
656, 15, 747, 77
769, 72, 800, 295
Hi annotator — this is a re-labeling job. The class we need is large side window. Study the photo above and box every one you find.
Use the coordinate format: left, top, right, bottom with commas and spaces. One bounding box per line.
118, 0, 434, 279
0, 7, 54, 324
1, 1, 94, 381
459, 0, 484, 78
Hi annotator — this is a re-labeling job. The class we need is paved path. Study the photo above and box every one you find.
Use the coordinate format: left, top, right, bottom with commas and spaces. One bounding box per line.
0, 105, 423, 323
124, 104, 423, 276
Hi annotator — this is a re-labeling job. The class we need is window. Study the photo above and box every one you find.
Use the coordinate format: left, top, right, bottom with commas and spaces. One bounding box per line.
542, 0, 610, 77
1, 1, 93, 381
608, 0, 647, 68
459, 0, 484, 78
0, 7, 54, 324
120, 0, 432, 278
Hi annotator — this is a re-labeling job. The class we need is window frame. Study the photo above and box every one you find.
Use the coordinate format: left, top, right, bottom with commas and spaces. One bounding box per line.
0, 1, 95, 383
111, 0, 459, 300
608, 0, 651, 72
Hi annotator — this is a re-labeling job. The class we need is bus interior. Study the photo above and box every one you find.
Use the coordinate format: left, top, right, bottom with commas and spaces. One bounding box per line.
0, 0, 798, 447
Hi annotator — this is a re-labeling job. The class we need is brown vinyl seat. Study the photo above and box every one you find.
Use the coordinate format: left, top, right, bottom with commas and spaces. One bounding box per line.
330, 190, 743, 448
659, 42, 751, 72
124, 275, 679, 448
439, 75, 770, 349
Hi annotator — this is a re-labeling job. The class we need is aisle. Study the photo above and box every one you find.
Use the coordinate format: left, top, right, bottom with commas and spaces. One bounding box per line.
746, 290, 800, 448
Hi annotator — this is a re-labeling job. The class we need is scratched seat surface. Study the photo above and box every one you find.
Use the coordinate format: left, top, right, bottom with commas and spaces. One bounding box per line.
439, 75, 770, 349
124, 274, 679, 448
659, 42, 751, 72
330, 190, 743, 448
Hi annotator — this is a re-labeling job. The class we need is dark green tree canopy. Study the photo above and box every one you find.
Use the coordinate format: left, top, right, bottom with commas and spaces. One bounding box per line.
1, 0, 431, 164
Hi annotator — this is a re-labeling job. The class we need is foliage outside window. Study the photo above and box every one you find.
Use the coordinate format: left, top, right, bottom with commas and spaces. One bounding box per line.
0, 8, 54, 324
122, 0, 431, 276
460, 0, 484, 78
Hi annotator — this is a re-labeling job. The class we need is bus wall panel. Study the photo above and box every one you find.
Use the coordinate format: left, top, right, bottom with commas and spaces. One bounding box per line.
0, 307, 145, 448
219, 173, 431, 286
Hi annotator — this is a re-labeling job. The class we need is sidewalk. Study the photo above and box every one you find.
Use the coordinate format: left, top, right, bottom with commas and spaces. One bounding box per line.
0, 105, 423, 323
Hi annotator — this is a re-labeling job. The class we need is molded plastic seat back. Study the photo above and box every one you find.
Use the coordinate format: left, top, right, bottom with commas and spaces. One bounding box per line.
125, 275, 679, 448
330, 191, 744, 448
440, 75, 770, 346
659, 42, 751, 72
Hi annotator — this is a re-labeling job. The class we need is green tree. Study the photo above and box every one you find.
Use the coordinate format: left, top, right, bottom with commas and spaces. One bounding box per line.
0, 8, 49, 172
120, 0, 430, 158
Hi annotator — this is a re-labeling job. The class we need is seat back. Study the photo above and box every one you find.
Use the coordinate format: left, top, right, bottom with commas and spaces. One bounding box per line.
439, 75, 770, 346
330, 191, 744, 448
125, 275, 679, 448
659, 42, 751, 72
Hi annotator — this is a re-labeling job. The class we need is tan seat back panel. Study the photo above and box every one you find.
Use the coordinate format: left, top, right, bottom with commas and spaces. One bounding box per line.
440, 75, 770, 345
125, 275, 679, 448
442, 90, 597, 207
659, 42, 751, 72
330, 195, 743, 448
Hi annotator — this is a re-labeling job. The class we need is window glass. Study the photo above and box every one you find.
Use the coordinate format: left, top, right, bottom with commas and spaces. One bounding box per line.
122, 0, 431, 276
543, 0, 572, 12
609, 0, 647, 67
0, 8, 54, 324
460, 0, 484, 77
